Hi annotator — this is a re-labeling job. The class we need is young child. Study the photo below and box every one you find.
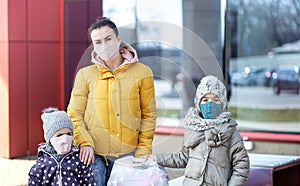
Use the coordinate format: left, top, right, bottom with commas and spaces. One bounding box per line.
28, 107, 96, 186
155, 75, 250, 185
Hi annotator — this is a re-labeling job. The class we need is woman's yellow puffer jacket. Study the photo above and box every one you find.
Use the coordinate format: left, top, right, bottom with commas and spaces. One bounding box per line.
67, 45, 156, 158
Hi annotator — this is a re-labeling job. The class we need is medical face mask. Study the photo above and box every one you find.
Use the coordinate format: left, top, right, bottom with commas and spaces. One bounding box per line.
94, 38, 120, 62
200, 101, 223, 119
50, 134, 73, 155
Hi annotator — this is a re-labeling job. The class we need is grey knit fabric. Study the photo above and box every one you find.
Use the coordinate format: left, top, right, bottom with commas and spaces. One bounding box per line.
41, 107, 73, 143
194, 75, 227, 111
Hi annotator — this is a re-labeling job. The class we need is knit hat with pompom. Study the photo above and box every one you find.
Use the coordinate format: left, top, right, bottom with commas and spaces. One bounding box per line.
194, 75, 227, 112
41, 107, 73, 143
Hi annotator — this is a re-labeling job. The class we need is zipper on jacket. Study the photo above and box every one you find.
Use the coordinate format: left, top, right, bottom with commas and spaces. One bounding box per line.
57, 151, 75, 186
58, 164, 62, 186
104, 156, 109, 166
46, 153, 62, 186
42, 148, 75, 186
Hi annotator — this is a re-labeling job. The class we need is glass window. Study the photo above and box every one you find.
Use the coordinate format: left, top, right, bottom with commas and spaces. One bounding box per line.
228, 0, 300, 133
103, 0, 225, 127
103, 0, 185, 125
102, 0, 300, 135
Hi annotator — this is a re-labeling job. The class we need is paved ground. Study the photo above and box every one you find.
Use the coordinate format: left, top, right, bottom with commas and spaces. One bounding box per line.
0, 156, 182, 186
2, 82, 300, 185
0, 156, 36, 186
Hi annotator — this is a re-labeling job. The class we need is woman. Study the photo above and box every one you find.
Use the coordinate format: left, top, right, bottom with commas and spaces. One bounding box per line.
67, 17, 157, 185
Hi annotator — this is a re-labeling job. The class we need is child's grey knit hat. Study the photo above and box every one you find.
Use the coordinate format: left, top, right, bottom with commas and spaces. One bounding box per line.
194, 75, 227, 111
41, 107, 73, 143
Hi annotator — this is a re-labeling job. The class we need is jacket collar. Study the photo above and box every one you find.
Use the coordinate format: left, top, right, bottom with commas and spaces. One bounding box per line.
184, 107, 232, 131
37, 142, 79, 158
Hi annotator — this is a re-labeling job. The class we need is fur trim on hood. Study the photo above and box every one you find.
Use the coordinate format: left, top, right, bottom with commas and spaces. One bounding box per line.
183, 107, 232, 131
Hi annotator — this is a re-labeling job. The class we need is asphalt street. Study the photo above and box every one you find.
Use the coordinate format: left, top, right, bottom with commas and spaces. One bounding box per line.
229, 86, 300, 109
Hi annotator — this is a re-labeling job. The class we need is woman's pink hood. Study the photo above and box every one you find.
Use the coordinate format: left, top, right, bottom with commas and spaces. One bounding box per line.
91, 41, 138, 66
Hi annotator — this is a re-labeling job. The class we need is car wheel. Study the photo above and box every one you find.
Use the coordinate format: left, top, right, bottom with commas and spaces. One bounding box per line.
249, 81, 256, 86
274, 86, 280, 95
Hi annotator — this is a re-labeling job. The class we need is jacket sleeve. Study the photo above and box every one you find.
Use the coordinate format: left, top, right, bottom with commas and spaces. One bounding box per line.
135, 67, 157, 157
81, 164, 96, 185
228, 129, 250, 186
28, 161, 43, 186
67, 69, 94, 148
155, 129, 192, 168
155, 144, 189, 168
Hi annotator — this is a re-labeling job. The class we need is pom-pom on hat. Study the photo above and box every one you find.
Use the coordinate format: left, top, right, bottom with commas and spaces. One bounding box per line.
194, 75, 227, 111
41, 107, 73, 143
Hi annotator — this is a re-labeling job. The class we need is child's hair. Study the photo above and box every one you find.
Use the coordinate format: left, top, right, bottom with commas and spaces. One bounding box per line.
41, 107, 73, 143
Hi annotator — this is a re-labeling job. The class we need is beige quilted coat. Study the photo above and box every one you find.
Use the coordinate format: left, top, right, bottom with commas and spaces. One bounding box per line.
156, 109, 249, 186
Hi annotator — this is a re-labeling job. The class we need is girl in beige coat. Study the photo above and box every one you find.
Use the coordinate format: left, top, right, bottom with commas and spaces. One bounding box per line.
155, 75, 250, 186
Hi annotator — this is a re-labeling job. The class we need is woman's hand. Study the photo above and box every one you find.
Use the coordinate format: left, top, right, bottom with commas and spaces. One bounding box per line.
79, 146, 94, 166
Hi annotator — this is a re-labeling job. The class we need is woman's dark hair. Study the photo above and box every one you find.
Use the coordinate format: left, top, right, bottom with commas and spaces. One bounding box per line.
87, 17, 119, 40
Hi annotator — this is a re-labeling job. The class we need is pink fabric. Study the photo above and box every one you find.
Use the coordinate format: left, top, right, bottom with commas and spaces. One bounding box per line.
91, 41, 138, 66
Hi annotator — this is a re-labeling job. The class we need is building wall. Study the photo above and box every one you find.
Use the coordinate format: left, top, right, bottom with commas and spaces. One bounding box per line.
0, 0, 102, 158
0, 0, 65, 158
64, 0, 102, 108
0, 0, 9, 158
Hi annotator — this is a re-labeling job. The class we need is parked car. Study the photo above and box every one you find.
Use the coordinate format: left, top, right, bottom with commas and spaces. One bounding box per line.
271, 65, 300, 95
231, 67, 274, 86
231, 72, 254, 86
252, 68, 275, 87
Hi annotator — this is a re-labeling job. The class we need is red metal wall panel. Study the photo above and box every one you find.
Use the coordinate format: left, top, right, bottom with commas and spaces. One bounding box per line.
28, 0, 61, 41
88, 0, 102, 24
8, 43, 28, 157
64, 42, 89, 99
64, 0, 102, 107
64, 1, 88, 41
0, 0, 101, 158
27, 43, 64, 154
8, 0, 26, 41
0, 0, 64, 158
64, 0, 90, 103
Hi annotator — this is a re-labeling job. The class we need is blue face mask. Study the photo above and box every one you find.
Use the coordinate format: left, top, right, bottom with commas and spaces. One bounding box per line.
200, 101, 223, 119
